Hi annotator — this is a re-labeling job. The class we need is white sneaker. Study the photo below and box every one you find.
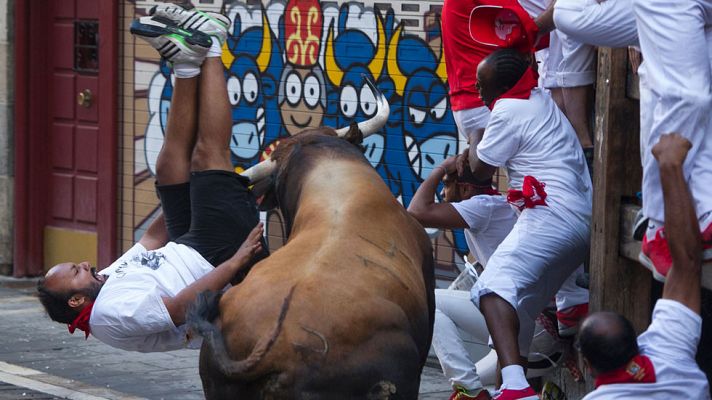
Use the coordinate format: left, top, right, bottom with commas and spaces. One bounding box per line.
130, 16, 211, 65
150, 4, 230, 45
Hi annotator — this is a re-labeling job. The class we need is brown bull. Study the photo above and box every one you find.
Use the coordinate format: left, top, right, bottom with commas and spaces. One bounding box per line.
187, 127, 435, 398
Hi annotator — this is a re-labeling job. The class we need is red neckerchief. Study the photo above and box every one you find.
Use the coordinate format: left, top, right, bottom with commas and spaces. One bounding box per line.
595, 355, 657, 388
68, 301, 94, 339
507, 175, 547, 211
487, 67, 538, 111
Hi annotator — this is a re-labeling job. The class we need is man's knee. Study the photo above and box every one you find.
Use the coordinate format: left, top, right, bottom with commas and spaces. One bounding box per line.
190, 140, 230, 170
155, 147, 189, 183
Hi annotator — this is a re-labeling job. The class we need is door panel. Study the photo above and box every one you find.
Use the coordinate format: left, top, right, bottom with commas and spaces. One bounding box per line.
15, 0, 119, 273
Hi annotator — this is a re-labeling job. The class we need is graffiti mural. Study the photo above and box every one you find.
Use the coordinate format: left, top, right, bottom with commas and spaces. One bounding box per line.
130, 0, 476, 283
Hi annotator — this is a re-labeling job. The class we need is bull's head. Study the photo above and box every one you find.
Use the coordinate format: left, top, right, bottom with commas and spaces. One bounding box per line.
242, 75, 389, 223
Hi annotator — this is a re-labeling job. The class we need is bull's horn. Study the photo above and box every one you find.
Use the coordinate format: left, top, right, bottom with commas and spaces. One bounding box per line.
334, 74, 389, 138
256, 14, 272, 73
387, 25, 406, 97
367, 13, 385, 81
324, 22, 343, 86
241, 157, 276, 183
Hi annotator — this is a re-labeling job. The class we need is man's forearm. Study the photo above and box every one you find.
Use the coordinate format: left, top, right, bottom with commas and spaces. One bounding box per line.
468, 132, 497, 183
661, 163, 702, 272
535, 0, 557, 35
164, 258, 241, 326
660, 161, 702, 313
408, 167, 446, 216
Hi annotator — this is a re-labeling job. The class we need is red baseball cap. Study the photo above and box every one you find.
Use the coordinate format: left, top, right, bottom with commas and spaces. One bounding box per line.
468, 5, 542, 52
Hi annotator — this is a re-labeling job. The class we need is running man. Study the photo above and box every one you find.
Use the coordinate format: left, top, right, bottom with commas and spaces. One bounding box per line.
468, 49, 592, 400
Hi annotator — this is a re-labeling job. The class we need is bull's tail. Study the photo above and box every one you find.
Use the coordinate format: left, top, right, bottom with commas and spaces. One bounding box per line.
186, 286, 296, 380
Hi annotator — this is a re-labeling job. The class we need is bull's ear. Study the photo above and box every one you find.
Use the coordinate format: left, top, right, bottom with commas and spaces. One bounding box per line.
342, 121, 363, 145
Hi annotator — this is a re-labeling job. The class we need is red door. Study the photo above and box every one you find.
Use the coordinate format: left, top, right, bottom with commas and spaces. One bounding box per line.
14, 0, 117, 276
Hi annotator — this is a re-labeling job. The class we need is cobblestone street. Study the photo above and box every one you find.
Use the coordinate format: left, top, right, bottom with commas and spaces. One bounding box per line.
0, 277, 451, 400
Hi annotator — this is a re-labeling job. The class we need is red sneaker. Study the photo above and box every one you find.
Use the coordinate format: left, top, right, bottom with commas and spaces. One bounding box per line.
556, 303, 589, 337
639, 226, 671, 282
449, 387, 491, 400
492, 386, 539, 400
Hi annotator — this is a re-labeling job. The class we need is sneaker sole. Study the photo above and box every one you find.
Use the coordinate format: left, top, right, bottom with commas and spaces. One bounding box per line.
129, 18, 212, 49
150, 6, 230, 37
638, 252, 667, 283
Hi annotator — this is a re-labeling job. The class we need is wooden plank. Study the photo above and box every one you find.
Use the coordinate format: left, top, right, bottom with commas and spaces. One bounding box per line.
620, 203, 712, 290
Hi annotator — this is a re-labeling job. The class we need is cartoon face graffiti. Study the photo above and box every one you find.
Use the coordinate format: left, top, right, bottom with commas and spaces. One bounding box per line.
324, 5, 387, 168
279, 65, 326, 135
388, 26, 457, 181
223, 10, 282, 168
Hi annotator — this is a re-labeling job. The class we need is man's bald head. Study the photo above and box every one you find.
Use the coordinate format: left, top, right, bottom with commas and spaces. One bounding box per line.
578, 311, 639, 374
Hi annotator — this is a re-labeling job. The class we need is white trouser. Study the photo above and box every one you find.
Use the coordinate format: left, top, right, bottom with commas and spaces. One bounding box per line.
471, 206, 589, 356
433, 275, 588, 390
634, 0, 712, 224
555, 265, 589, 310
453, 106, 490, 140
554, 0, 639, 48
433, 289, 490, 391
553, 29, 597, 88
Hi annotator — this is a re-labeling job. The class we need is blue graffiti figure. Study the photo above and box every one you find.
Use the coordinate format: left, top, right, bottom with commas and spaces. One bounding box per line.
324, 4, 387, 172
385, 24, 457, 206
224, 10, 283, 169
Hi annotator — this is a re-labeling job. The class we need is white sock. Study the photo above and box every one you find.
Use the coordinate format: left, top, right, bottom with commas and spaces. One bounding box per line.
207, 37, 223, 58
501, 365, 529, 390
173, 62, 201, 79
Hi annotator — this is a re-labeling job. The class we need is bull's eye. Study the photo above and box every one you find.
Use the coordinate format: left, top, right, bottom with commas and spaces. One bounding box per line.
340, 85, 357, 118
359, 84, 376, 117
243, 73, 259, 104
227, 76, 241, 106
304, 75, 320, 108
409, 106, 426, 125
286, 72, 301, 106
430, 97, 447, 120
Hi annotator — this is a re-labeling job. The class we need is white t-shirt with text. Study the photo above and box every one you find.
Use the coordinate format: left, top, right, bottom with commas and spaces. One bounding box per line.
90, 242, 214, 352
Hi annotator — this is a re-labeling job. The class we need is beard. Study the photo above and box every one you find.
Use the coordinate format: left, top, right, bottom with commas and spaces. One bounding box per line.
80, 279, 103, 301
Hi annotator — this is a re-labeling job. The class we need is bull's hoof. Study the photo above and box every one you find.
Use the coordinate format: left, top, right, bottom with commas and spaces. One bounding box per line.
367, 381, 397, 400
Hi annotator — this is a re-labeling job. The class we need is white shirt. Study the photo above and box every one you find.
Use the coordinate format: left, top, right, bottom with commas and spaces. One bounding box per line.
477, 89, 592, 228
90, 242, 214, 352
583, 299, 710, 399
451, 194, 517, 266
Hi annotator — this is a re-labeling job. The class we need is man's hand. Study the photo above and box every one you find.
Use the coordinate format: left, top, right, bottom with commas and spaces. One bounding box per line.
163, 222, 265, 326
652, 133, 692, 168
440, 155, 458, 175
229, 223, 264, 270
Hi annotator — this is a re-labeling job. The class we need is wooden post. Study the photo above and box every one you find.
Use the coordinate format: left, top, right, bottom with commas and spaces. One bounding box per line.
590, 48, 649, 331
544, 47, 650, 399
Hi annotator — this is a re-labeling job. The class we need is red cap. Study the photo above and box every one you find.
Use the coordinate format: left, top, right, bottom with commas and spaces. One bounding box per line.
469, 5, 541, 52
